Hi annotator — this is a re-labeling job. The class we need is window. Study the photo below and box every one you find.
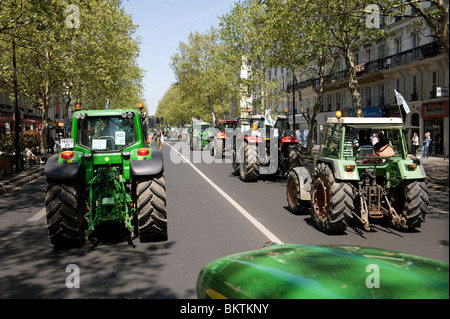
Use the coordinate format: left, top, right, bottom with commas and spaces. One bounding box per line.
412, 76, 418, 100
366, 87, 372, 107
395, 38, 402, 54
412, 33, 419, 49
77, 116, 136, 151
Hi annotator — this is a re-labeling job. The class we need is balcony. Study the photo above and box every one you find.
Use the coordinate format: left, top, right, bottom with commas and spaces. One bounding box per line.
284, 42, 443, 94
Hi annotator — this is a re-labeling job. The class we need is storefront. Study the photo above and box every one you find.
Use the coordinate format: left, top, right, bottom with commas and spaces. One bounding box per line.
422, 102, 449, 157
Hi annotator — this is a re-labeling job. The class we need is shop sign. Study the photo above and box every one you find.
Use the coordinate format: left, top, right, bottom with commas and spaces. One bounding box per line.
422, 103, 449, 119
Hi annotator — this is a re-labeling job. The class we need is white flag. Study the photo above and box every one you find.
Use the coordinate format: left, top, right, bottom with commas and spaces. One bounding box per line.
394, 90, 410, 114
265, 108, 276, 126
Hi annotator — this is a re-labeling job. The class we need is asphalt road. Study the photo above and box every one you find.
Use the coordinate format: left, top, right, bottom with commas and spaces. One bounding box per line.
0, 138, 448, 299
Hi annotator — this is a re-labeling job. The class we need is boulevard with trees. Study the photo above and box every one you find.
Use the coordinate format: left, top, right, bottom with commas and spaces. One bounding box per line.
0, 0, 145, 171
157, 0, 448, 154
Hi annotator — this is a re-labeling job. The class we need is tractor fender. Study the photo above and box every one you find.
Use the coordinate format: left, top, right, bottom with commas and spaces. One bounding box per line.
244, 135, 263, 144
315, 158, 342, 180
44, 155, 81, 180
131, 150, 164, 176
291, 166, 312, 201
280, 136, 298, 150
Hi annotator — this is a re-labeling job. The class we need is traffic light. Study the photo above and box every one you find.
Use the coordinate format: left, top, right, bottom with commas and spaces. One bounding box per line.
161, 117, 164, 124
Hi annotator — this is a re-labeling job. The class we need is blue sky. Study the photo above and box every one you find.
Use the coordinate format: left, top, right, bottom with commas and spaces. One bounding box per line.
122, 0, 236, 115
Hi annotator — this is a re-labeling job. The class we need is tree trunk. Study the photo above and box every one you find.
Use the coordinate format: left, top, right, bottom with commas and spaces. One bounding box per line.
344, 47, 362, 117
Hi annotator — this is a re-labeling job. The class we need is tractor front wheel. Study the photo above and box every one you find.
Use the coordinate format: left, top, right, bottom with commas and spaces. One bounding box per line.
136, 172, 168, 242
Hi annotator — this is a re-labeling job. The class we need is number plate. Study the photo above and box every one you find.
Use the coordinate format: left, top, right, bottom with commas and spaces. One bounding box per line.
60, 138, 74, 149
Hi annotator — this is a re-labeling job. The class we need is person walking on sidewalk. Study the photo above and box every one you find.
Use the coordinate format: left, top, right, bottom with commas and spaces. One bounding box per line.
422, 132, 431, 159
412, 132, 419, 156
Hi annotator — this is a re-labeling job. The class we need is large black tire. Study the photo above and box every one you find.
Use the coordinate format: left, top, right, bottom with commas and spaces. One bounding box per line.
136, 172, 168, 242
392, 180, 429, 230
286, 169, 310, 214
231, 148, 240, 176
240, 141, 260, 182
45, 179, 85, 248
288, 144, 303, 170
214, 139, 224, 158
310, 163, 353, 233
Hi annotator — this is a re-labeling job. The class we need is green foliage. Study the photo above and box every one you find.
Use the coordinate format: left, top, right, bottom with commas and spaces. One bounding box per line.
165, 27, 240, 125
20, 130, 41, 149
0, 0, 145, 150
0, 133, 15, 155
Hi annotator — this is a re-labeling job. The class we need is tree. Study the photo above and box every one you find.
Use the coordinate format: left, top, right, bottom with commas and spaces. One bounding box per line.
219, 0, 281, 113
0, 0, 145, 154
380, 0, 449, 60
170, 27, 239, 124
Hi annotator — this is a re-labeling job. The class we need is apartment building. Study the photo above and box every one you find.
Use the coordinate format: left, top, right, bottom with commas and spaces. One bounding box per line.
269, 4, 449, 157
0, 88, 66, 140
0, 90, 43, 137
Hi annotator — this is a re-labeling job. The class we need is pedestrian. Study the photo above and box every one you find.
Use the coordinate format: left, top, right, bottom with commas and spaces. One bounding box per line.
47, 137, 55, 154
435, 132, 441, 155
412, 132, 419, 156
370, 132, 379, 146
422, 132, 431, 158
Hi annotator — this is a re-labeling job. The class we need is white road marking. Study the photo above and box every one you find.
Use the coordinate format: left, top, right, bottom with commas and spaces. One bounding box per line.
166, 143, 284, 244
27, 207, 46, 222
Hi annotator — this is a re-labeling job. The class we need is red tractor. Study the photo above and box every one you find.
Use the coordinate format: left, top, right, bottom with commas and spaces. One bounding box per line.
232, 115, 303, 182
211, 120, 238, 158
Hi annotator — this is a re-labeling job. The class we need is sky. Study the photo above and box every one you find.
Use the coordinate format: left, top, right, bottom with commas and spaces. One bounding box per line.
122, 0, 236, 115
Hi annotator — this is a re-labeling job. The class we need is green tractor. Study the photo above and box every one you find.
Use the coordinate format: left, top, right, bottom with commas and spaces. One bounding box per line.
44, 109, 167, 248
190, 121, 213, 150
286, 114, 429, 233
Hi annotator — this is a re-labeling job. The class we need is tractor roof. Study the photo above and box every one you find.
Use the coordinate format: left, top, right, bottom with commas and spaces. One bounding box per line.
326, 117, 408, 129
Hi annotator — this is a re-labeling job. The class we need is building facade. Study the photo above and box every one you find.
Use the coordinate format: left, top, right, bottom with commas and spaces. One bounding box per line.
267, 4, 449, 157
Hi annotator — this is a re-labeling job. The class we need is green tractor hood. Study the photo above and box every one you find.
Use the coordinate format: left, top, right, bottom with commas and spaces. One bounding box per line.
196, 244, 449, 299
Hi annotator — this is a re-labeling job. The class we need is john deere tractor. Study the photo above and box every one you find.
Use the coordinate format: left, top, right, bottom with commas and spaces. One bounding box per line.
286, 114, 429, 233
190, 121, 213, 150
44, 109, 167, 248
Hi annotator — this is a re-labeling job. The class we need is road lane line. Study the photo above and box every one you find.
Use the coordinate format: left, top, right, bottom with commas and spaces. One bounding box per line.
166, 143, 284, 244
27, 207, 46, 222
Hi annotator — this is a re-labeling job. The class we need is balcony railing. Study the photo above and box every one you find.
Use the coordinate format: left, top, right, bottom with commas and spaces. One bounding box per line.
287, 41, 443, 92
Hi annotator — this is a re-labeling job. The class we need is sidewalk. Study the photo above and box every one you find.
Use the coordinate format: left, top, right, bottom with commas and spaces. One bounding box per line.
0, 157, 47, 195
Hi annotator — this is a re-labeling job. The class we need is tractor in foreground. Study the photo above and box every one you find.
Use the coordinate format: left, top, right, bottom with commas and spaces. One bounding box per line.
44, 108, 167, 248
286, 113, 429, 233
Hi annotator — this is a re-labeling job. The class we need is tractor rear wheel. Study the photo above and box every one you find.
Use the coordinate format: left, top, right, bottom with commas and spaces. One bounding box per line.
288, 144, 303, 170
392, 180, 429, 230
136, 172, 168, 242
214, 139, 224, 158
311, 163, 353, 233
231, 148, 240, 176
45, 180, 85, 248
240, 141, 260, 182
